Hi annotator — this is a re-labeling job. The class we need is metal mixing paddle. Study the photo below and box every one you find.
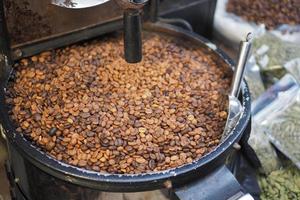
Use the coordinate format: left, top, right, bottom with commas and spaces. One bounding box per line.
221, 33, 253, 141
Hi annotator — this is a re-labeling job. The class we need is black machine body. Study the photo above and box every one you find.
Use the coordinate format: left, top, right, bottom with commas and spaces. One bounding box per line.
0, 1, 259, 200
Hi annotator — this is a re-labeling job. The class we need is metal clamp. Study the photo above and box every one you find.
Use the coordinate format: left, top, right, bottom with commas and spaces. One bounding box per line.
171, 166, 254, 200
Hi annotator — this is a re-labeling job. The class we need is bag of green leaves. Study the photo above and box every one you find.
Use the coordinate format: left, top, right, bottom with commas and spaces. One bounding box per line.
254, 74, 300, 169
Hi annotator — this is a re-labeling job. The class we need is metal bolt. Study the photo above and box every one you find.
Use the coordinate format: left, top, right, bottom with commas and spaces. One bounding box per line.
14, 178, 20, 183
14, 49, 22, 58
233, 143, 241, 150
164, 180, 172, 189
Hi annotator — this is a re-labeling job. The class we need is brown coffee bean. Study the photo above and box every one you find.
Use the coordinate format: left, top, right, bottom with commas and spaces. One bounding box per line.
187, 157, 193, 163
92, 166, 100, 171
7, 32, 230, 174
33, 113, 42, 121
48, 127, 57, 136
125, 145, 133, 152
82, 108, 90, 113
180, 136, 190, 147
134, 120, 142, 128
227, 0, 300, 30
86, 131, 95, 137
108, 159, 116, 165
68, 149, 77, 156
45, 141, 55, 151
149, 159, 156, 170
171, 155, 179, 161
136, 157, 147, 164
126, 157, 133, 164
78, 160, 87, 167
80, 113, 90, 118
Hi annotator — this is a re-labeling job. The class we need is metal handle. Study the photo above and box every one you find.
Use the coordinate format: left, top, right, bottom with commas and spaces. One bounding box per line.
149, 0, 159, 22
123, 9, 143, 63
116, 0, 148, 63
230, 33, 252, 97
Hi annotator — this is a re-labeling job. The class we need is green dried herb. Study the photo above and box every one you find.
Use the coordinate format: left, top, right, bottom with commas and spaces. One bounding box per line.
253, 33, 300, 86
262, 101, 300, 168
259, 166, 300, 200
248, 122, 280, 174
254, 34, 300, 68
244, 64, 265, 101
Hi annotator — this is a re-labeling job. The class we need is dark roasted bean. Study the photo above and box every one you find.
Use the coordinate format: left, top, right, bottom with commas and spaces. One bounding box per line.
227, 0, 300, 30
6, 32, 230, 174
48, 127, 57, 136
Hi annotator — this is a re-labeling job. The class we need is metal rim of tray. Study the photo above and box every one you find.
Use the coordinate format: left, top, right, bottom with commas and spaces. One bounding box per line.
0, 22, 251, 192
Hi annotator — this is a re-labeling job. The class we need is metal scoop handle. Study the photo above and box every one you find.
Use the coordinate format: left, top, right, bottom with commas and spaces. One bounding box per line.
230, 33, 253, 98
221, 33, 253, 140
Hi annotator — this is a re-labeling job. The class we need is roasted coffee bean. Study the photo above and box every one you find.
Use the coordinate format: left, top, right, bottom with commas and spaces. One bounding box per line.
149, 159, 156, 170
134, 120, 142, 128
227, 0, 300, 30
86, 131, 95, 137
86, 142, 95, 148
48, 127, 57, 137
33, 113, 42, 121
6, 32, 230, 174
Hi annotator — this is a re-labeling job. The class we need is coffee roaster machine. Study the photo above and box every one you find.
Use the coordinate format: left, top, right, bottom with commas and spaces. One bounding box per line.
0, 0, 261, 200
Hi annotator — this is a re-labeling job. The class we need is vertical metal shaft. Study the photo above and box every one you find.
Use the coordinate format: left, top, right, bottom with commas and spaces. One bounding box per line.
149, 0, 159, 22
124, 9, 142, 63
230, 33, 252, 97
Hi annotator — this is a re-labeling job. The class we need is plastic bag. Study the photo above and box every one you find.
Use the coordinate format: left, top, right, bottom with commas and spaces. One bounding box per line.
252, 34, 300, 86
213, 0, 265, 49
259, 165, 300, 200
247, 121, 280, 174
252, 74, 299, 116
244, 55, 265, 101
253, 74, 300, 169
214, 0, 300, 48
284, 58, 300, 82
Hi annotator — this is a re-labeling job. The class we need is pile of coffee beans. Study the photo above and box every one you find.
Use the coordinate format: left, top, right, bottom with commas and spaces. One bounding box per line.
5, 32, 231, 174
227, 0, 300, 30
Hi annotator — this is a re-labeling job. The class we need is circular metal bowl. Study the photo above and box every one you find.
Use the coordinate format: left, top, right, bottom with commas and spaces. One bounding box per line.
0, 22, 251, 196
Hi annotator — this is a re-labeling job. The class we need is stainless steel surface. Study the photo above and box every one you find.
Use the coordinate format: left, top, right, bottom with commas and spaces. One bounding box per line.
222, 33, 252, 140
